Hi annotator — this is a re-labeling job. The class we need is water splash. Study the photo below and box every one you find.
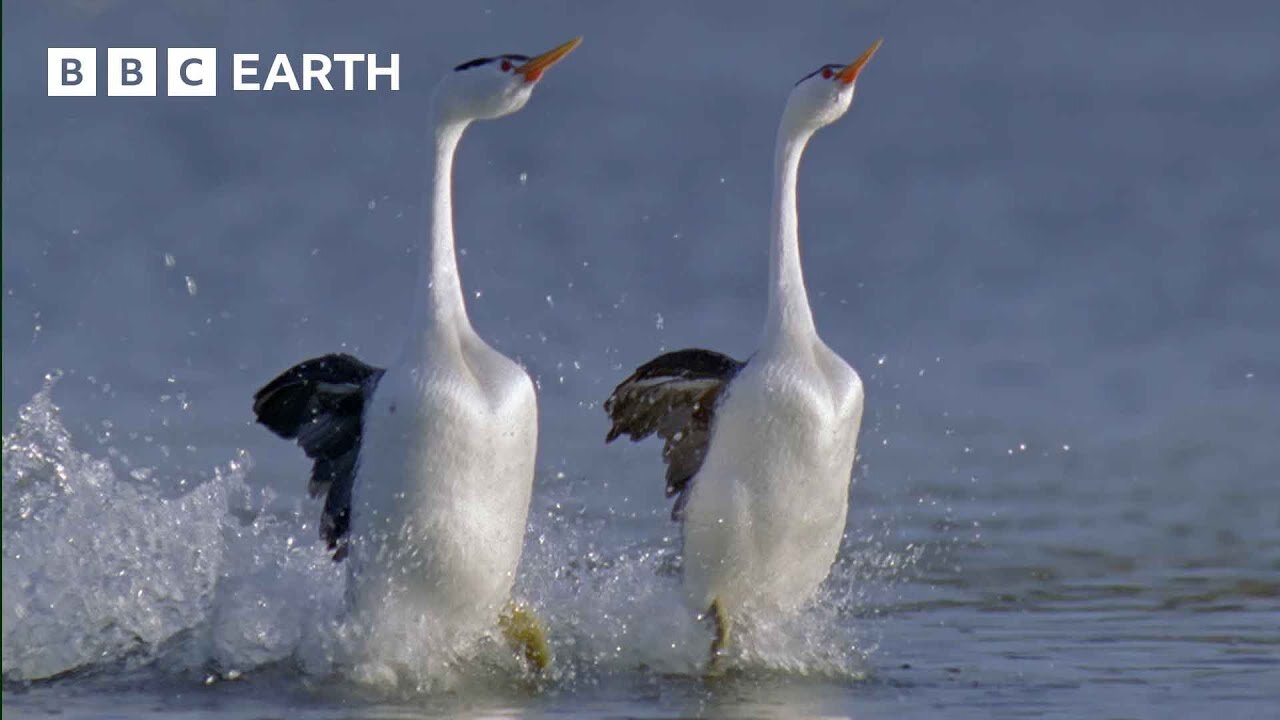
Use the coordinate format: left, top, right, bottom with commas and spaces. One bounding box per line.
511, 474, 915, 686
2, 375, 917, 693
1, 374, 346, 684
3, 373, 230, 681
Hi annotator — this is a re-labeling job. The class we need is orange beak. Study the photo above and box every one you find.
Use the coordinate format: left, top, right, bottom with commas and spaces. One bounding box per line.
515, 36, 583, 82
836, 38, 883, 85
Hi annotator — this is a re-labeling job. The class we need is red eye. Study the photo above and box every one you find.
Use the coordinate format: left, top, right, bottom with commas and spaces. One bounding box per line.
500, 60, 512, 72
821, 67, 833, 79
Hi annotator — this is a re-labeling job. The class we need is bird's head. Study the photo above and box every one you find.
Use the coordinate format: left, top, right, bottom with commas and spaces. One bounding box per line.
433, 37, 582, 123
782, 38, 882, 134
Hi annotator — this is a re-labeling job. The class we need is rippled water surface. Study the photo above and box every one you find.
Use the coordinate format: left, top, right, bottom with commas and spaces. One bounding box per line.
4, 1, 1278, 717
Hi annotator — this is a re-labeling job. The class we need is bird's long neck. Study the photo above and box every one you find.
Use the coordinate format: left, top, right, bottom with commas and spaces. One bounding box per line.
764, 125, 817, 344
407, 114, 473, 358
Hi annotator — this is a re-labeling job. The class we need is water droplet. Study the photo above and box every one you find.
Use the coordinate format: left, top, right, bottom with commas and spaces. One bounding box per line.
518, 172, 528, 185
185, 276, 198, 296
164, 253, 176, 268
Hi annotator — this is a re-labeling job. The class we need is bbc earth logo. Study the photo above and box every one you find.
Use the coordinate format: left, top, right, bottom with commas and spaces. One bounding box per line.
47, 48, 400, 96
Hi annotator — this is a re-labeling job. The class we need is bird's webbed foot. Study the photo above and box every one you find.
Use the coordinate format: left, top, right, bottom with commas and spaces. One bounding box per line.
499, 599, 552, 673
704, 597, 731, 675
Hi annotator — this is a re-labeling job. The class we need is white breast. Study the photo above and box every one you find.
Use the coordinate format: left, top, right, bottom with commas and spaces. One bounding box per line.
680, 337, 863, 615
347, 332, 537, 644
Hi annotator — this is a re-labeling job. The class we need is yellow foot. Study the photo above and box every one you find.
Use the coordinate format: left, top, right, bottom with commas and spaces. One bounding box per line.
499, 600, 552, 673
705, 597, 731, 674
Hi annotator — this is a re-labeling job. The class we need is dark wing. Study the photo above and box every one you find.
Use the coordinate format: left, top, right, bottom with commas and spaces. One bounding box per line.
252, 353, 384, 560
604, 348, 745, 521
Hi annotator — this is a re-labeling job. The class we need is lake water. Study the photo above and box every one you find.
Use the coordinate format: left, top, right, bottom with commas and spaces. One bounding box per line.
4, 1, 1278, 717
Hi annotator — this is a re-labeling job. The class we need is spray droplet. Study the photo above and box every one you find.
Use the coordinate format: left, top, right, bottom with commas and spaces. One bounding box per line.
185, 276, 198, 296
164, 253, 176, 268
518, 172, 528, 186
367, 199, 376, 210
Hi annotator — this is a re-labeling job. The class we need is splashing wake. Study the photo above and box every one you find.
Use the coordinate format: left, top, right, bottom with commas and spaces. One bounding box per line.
2, 373, 345, 683
3, 373, 912, 693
